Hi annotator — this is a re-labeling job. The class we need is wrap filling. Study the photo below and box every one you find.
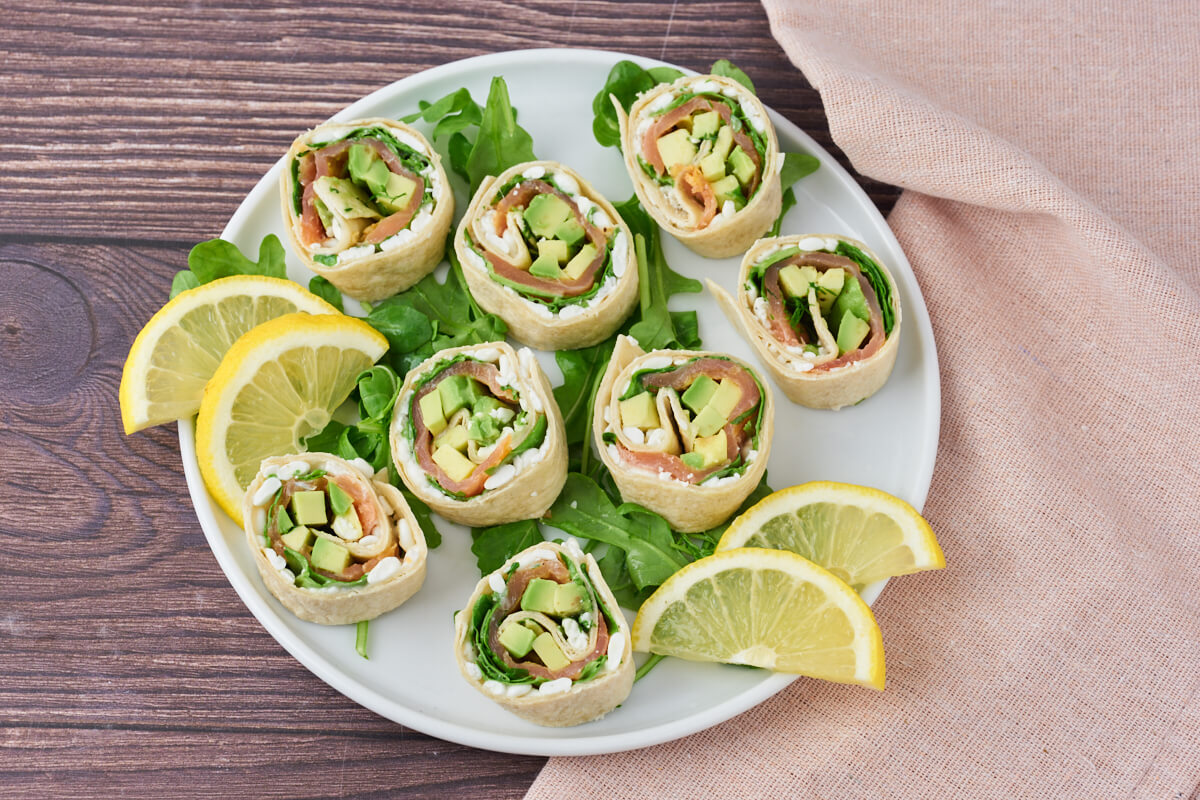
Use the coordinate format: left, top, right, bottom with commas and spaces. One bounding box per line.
746, 240, 896, 370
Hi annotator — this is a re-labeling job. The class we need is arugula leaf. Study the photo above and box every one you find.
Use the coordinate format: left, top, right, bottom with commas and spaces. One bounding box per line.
355, 620, 369, 659
308, 275, 344, 312
553, 340, 615, 447
613, 196, 702, 351
405, 78, 536, 193
543, 474, 688, 591
169, 234, 287, 299
470, 519, 544, 575
592, 60, 685, 150
836, 240, 895, 335
169, 270, 200, 298
710, 59, 756, 94
465, 77, 537, 194
366, 302, 434, 355
769, 153, 821, 237
780, 151, 821, 188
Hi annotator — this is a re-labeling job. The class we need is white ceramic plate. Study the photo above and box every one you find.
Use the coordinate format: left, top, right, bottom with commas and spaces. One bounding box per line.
179, 48, 939, 756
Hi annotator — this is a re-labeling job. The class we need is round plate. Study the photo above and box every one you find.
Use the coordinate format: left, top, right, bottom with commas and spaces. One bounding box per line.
179, 48, 939, 756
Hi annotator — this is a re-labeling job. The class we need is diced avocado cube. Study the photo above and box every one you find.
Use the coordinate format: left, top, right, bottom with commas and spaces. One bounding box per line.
275, 506, 295, 535
473, 395, 504, 416
815, 268, 845, 314
712, 125, 734, 161
692, 110, 721, 138
708, 379, 743, 419
432, 444, 476, 482
498, 623, 537, 659
311, 536, 351, 573
681, 375, 718, 414
680, 452, 706, 470
313, 197, 334, 232
555, 217, 586, 246
290, 491, 327, 526
692, 404, 727, 438
347, 145, 389, 194
331, 508, 363, 541
524, 193, 572, 238
376, 172, 418, 214
467, 413, 501, 445
312, 176, 380, 219
778, 265, 812, 300
698, 152, 726, 182
554, 583, 587, 616
710, 175, 741, 204
830, 276, 870, 332
618, 392, 660, 430
532, 632, 571, 671
537, 238, 569, 264
520, 578, 560, 614
529, 253, 563, 280
434, 424, 470, 453
563, 243, 598, 280
280, 525, 314, 552
728, 147, 756, 187
692, 430, 728, 469
522, 620, 544, 635
327, 481, 354, 517
836, 313, 871, 355
438, 375, 474, 417
418, 390, 447, 436
656, 128, 697, 171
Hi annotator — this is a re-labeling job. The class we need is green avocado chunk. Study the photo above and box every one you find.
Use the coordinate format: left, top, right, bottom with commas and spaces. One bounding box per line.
419, 390, 447, 436
680, 452, 706, 470
707, 380, 742, 419
618, 391, 659, 430
529, 253, 563, 280
554, 583, 586, 616
498, 623, 537, 658
274, 506, 294, 535
312, 176, 380, 220
563, 243, 597, 281
310, 537, 350, 573
836, 314, 871, 355
376, 172, 418, 214
728, 147, 755, 187
815, 268, 845, 314
692, 110, 721, 138
280, 525, 314, 552
691, 404, 727, 439
532, 632, 570, 671
555, 218, 586, 246
525, 193, 572, 238
327, 481, 354, 517
520, 578, 559, 614
830, 276, 870, 333
290, 490, 327, 526
681, 375, 718, 415
468, 413, 501, 445
438, 375, 479, 417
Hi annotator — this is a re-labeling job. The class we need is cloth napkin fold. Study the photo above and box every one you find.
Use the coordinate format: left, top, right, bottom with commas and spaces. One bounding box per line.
527, 2, 1200, 796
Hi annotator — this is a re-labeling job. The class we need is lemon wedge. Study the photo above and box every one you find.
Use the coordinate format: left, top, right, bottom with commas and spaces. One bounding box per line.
120, 276, 337, 434
716, 482, 944, 589
632, 548, 885, 688
195, 312, 388, 520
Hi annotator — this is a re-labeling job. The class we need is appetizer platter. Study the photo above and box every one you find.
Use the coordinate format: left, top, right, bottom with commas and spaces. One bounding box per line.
132, 49, 940, 756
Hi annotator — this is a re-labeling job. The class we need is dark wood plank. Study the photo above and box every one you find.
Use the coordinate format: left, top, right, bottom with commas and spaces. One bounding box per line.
0, 1, 900, 797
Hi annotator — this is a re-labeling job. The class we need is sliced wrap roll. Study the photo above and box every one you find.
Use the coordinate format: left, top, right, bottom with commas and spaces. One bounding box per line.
389, 342, 567, 527
592, 335, 774, 532
453, 540, 634, 727
242, 453, 427, 625
616, 74, 782, 259
280, 118, 454, 302
708, 234, 902, 410
455, 161, 639, 350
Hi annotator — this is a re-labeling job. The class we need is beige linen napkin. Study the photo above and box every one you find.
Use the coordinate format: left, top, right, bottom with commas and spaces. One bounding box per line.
527, 1, 1200, 797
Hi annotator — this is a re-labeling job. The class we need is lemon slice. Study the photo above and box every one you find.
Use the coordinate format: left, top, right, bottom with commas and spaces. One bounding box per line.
632, 548, 885, 688
120, 276, 338, 434
716, 482, 944, 589
195, 312, 388, 520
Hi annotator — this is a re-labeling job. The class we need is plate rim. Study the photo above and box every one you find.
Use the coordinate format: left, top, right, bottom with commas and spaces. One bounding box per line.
179, 46, 941, 756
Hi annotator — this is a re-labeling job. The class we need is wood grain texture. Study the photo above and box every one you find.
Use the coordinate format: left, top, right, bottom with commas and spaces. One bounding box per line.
0, 1, 899, 798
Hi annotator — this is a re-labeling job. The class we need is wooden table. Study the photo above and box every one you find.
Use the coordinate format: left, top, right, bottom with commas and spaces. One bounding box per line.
0, 2, 897, 796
